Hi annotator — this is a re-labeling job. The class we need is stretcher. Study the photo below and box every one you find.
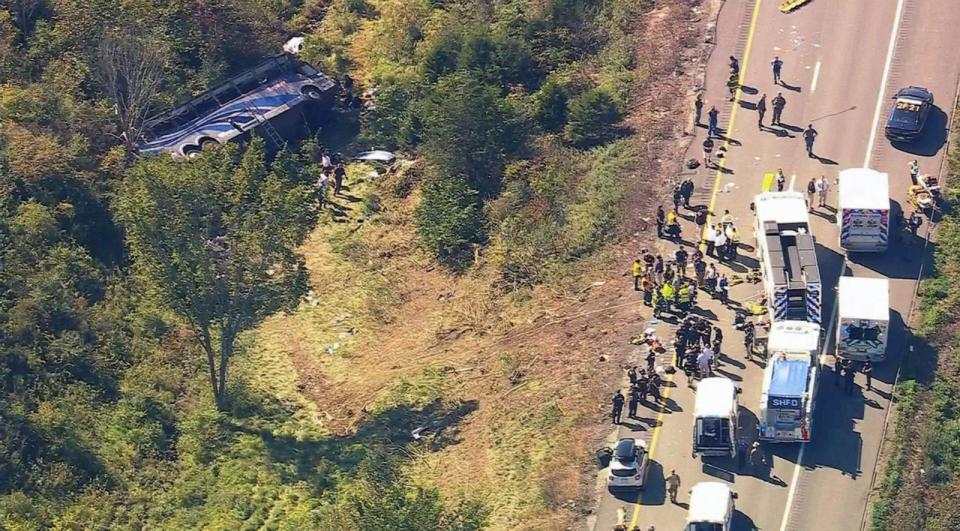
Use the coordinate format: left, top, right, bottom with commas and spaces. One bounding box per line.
780, 0, 813, 13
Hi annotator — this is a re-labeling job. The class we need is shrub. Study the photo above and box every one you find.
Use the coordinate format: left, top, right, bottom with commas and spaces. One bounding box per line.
565, 87, 622, 147
415, 173, 485, 268
534, 79, 568, 132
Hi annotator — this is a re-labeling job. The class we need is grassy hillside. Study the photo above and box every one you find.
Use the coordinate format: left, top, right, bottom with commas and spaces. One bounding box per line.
871, 106, 960, 530
0, 0, 699, 528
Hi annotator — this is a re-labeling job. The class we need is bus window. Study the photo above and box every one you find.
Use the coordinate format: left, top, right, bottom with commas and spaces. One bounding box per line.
192, 97, 218, 116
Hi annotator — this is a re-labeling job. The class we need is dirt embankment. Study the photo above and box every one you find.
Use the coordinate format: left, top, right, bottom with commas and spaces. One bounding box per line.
254, 1, 717, 528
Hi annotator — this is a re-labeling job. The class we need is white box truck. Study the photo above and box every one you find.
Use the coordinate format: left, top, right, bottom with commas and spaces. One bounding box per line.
759, 321, 820, 442
837, 276, 890, 361
837, 168, 890, 252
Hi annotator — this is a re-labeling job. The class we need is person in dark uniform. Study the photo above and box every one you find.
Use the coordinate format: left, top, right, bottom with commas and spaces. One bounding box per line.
656, 205, 666, 238
647, 378, 661, 405
772, 93, 786, 125
611, 391, 625, 424
756, 93, 767, 128
694, 93, 704, 126
862, 360, 874, 391
844, 363, 856, 394
628, 385, 640, 418
333, 162, 347, 196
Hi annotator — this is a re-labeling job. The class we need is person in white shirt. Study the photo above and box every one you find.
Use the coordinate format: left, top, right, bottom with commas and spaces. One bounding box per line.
714, 231, 729, 261
697, 349, 712, 378
816, 175, 830, 207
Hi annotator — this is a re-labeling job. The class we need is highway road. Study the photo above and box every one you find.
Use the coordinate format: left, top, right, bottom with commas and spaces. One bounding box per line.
590, 0, 960, 530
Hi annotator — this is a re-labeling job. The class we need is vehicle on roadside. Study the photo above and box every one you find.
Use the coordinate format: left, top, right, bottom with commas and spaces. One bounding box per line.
136, 53, 336, 159
837, 276, 890, 362
759, 321, 820, 442
837, 168, 890, 252
885, 86, 934, 143
752, 191, 822, 324
692, 377, 740, 459
606, 438, 650, 491
685, 481, 737, 531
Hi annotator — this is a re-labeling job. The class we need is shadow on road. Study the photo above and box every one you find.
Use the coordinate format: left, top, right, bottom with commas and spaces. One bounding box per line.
733, 510, 759, 531
638, 461, 667, 506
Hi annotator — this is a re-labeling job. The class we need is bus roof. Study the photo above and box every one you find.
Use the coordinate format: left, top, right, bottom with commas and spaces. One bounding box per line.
687, 482, 732, 524
839, 276, 889, 321
767, 358, 810, 398
754, 191, 809, 226
694, 377, 737, 418
838, 168, 890, 210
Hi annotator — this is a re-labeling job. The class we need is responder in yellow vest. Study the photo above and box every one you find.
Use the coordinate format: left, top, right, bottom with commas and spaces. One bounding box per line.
632, 259, 643, 291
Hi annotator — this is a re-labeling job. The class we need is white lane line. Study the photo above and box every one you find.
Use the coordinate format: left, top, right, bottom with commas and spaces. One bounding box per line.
789, 172, 797, 191
810, 61, 822, 92
780, 445, 807, 531
864, 0, 907, 168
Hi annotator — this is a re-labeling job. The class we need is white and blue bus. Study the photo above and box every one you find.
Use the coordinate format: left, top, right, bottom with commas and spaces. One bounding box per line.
135, 53, 336, 159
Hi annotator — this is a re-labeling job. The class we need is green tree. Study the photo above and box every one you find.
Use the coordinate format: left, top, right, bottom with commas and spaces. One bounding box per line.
118, 141, 316, 408
565, 87, 622, 147
534, 79, 568, 132
419, 72, 527, 196
415, 173, 484, 268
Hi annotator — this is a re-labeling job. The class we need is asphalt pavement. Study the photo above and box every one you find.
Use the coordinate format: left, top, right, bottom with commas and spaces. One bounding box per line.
589, 0, 960, 530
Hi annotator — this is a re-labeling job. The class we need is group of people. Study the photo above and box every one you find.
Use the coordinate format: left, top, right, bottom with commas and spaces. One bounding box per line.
835, 358, 874, 394
314, 150, 348, 209
610, 366, 665, 424
674, 316, 723, 380
633, 243, 731, 319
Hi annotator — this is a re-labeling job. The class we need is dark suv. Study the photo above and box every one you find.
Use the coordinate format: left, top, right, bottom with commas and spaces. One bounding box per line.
885, 86, 934, 142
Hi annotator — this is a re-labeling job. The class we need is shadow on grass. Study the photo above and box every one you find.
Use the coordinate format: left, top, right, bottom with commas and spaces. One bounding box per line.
223, 383, 479, 492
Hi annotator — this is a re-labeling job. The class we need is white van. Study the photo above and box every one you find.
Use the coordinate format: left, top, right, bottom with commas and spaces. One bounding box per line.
686, 481, 736, 531
692, 378, 739, 458
837, 168, 890, 252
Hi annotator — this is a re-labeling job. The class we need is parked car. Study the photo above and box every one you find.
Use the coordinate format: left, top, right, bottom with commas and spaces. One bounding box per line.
885, 86, 934, 142
606, 438, 650, 491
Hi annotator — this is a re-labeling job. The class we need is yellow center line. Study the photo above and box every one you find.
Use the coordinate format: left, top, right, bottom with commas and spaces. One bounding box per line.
628, 0, 764, 528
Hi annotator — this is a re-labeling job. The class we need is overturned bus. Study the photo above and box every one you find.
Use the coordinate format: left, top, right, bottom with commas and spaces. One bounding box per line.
135, 54, 336, 159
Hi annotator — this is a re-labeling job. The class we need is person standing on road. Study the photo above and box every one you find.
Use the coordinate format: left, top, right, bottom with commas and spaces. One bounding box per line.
776, 169, 785, 192
772, 93, 786, 125
749, 442, 766, 473
681, 179, 695, 209
844, 363, 856, 394
816, 175, 831, 207
697, 348, 712, 378
611, 390, 625, 424
708, 106, 720, 137
772, 56, 784, 84
757, 93, 767, 129
713, 327, 724, 355
646, 377, 662, 404
807, 178, 817, 210
665, 470, 681, 504
729, 56, 740, 77
694, 93, 704, 127
672, 185, 683, 211
718, 274, 729, 304
628, 384, 639, 418
803, 124, 818, 157
633, 259, 643, 291
862, 360, 874, 391
703, 137, 715, 168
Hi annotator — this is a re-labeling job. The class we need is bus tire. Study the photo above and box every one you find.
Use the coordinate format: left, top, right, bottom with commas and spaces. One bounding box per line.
182, 146, 201, 159
199, 138, 218, 150
302, 86, 323, 100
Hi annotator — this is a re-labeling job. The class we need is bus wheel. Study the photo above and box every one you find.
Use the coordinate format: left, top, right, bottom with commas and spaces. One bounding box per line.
302, 86, 323, 100
183, 146, 201, 159
199, 138, 218, 150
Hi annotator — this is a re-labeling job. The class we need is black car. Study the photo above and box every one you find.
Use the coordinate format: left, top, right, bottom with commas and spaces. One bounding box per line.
885, 86, 934, 142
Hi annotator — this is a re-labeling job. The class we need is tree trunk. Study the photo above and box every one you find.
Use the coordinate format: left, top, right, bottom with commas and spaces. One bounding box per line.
197, 326, 222, 409
217, 330, 235, 410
